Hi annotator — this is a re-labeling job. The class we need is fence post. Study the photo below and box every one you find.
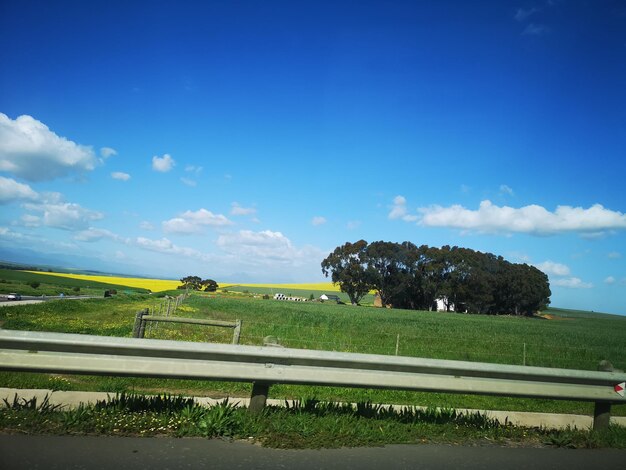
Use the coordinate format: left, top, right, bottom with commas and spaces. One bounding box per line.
232, 320, 242, 345
132, 310, 145, 338
138, 308, 148, 338
249, 381, 270, 413
593, 360, 614, 430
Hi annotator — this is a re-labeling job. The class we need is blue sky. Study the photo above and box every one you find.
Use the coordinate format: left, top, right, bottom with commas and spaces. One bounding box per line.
1, 1, 625, 314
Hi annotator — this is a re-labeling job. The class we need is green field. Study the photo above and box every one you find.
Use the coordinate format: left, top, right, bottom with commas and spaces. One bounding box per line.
0, 270, 624, 418
222, 284, 376, 304
0, 269, 150, 296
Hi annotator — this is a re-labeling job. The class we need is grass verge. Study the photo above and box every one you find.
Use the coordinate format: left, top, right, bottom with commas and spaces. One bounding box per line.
1, 393, 625, 449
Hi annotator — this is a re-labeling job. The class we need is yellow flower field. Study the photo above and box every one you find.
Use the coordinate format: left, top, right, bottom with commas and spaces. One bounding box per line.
25, 271, 181, 292
25, 271, 342, 293
224, 282, 341, 292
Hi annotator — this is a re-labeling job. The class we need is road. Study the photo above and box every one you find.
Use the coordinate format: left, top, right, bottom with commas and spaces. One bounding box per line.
0, 295, 99, 307
0, 435, 624, 469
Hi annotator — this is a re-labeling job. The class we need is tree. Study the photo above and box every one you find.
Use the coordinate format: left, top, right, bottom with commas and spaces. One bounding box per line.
323, 240, 552, 315
201, 279, 218, 292
179, 275, 203, 290
365, 241, 408, 308
321, 240, 372, 305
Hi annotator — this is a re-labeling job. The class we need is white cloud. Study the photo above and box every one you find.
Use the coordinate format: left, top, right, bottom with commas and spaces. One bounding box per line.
389, 195, 418, 222
416, 200, 626, 236
139, 221, 155, 230
231, 202, 257, 216
162, 208, 233, 234
216, 230, 324, 266
0, 226, 27, 241
23, 199, 103, 231
0, 176, 39, 204
604, 276, 616, 285
135, 236, 210, 260
523, 23, 549, 36
535, 261, 571, 277
100, 147, 117, 158
499, 184, 514, 196
180, 177, 197, 187
0, 113, 98, 181
552, 277, 593, 289
312, 216, 327, 226
185, 165, 203, 174
20, 214, 41, 227
74, 228, 129, 243
347, 220, 361, 230
0, 226, 79, 251
608, 251, 622, 259
515, 7, 539, 22
152, 154, 175, 172
111, 172, 131, 181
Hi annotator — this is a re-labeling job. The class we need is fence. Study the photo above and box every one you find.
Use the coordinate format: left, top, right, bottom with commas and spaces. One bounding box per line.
0, 329, 624, 429
132, 308, 242, 344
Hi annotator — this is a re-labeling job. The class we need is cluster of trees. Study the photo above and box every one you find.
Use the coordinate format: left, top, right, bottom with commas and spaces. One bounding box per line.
321, 241, 551, 316
178, 276, 218, 292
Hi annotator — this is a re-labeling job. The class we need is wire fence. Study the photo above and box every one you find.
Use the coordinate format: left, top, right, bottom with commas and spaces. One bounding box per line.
134, 295, 623, 372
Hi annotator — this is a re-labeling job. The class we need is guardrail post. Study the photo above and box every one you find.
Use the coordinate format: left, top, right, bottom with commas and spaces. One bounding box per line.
249, 381, 270, 413
132, 310, 145, 338
232, 320, 242, 345
593, 402, 611, 430
593, 360, 615, 430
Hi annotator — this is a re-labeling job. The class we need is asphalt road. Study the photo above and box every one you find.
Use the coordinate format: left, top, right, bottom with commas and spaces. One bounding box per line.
1, 435, 624, 469
0, 295, 99, 307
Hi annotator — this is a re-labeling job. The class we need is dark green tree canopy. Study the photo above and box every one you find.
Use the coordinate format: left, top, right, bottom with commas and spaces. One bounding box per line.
179, 276, 218, 291
201, 279, 219, 292
321, 240, 372, 305
321, 241, 551, 315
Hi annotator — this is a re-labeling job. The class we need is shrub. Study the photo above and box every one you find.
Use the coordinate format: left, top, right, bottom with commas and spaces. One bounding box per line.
29, 281, 40, 289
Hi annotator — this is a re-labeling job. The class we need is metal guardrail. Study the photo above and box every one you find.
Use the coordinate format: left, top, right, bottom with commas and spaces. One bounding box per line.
0, 329, 624, 429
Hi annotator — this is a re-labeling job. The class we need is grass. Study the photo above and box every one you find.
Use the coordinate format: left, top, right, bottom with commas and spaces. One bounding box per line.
1, 392, 624, 448
223, 282, 342, 292
221, 284, 377, 304
0, 270, 625, 418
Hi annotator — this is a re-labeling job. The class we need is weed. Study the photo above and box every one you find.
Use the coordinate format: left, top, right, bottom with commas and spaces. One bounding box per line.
195, 400, 241, 437
2, 393, 63, 413
95, 392, 196, 413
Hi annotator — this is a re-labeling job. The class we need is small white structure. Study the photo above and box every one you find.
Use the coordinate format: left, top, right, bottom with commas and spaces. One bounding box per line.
274, 293, 306, 302
436, 297, 454, 312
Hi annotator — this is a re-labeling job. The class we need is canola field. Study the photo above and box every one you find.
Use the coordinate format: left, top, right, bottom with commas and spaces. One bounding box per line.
25, 271, 181, 293
24, 271, 340, 294
223, 282, 341, 292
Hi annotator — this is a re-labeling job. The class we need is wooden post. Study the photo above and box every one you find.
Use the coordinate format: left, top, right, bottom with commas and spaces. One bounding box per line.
249, 381, 270, 413
395, 334, 400, 356
132, 310, 145, 338
232, 320, 242, 345
138, 308, 148, 338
